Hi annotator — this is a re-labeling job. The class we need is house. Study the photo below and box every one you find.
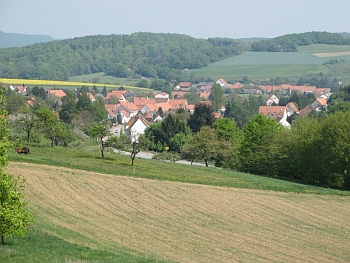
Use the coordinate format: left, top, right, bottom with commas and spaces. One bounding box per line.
242, 89, 260, 94
199, 85, 213, 93
310, 97, 327, 111
105, 90, 127, 101
117, 101, 139, 117
48, 89, 66, 98
286, 102, 299, 116
259, 85, 283, 94
200, 92, 211, 99
197, 82, 214, 92
139, 103, 158, 115
80, 92, 95, 102
172, 91, 186, 99
168, 99, 188, 111
216, 79, 228, 87
177, 82, 192, 91
134, 97, 155, 108
125, 114, 150, 143
298, 105, 312, 117
266, 94, 279, 106
259, 106, 291, 128
155, 92, 169, 103
228, 82, 244, 90
184, 104, 195, 114
105, 104, 118, 119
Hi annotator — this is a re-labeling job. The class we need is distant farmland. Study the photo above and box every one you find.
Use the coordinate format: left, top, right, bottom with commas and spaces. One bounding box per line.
190, 44, 350, 84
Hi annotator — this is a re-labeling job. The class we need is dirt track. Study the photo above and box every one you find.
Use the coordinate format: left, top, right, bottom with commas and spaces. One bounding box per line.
6, 162, 350, 263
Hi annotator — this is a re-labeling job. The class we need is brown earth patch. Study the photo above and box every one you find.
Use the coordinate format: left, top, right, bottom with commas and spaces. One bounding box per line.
6, 162, 350, 263
314, 51, 350, 57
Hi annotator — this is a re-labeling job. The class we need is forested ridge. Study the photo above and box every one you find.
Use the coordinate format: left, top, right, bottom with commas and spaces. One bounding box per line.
0, 32, 249, 81
251, 31, 350, 52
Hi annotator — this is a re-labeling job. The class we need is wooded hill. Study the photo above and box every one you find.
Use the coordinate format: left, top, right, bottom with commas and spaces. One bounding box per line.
0, 32, 250, 81
251, 31, 350, 52
0, 31, 349, 83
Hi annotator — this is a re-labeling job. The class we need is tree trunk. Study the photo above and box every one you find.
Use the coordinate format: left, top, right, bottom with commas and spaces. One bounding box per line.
205, 159, 208, 167
1, 236, 4, 245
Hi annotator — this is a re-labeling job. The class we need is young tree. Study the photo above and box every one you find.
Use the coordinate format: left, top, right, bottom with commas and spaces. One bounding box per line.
0, 85, 33, 244
34, 106, 60, 147
89, 124, 109, 159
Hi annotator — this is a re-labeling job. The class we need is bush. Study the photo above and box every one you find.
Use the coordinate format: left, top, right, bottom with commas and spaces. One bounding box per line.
152, 152, 180, 162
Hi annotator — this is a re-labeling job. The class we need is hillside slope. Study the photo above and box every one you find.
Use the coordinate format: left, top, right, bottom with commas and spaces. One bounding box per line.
6, 162, 350, 263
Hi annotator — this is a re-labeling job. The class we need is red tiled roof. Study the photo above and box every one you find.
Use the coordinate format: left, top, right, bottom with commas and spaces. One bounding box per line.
134, 97, 155, 107
179, 82, 191, 87
49, 89, 66, 97
298, 106, 312, 117
316, 97, 327, 106
259, 106, 286, 115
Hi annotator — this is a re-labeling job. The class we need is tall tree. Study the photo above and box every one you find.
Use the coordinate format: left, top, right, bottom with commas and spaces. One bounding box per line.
59, 90, 77, 124
0, 85, 33, 244
209, 83, 226, 112
187, 103, 215, 133
35, 106, 59, 147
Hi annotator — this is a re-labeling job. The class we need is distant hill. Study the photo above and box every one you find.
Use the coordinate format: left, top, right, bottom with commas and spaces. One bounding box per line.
0, 32, 250, 81
0, 30, 55, 48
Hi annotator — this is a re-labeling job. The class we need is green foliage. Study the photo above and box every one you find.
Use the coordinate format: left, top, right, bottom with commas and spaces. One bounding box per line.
0, 33, 249, 81
239, 114, 282, 174
208, 83, 226, 112
181, 126, 222, 167
187, 103, 215, 133
89, 123, 109, 158
251, 31, 350, 52
4, 90, 27, 115
0, 85, 33, 244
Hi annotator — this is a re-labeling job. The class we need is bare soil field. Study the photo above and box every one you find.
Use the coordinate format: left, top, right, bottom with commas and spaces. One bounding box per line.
314, 51, 350, 57
6, 162, 350, 263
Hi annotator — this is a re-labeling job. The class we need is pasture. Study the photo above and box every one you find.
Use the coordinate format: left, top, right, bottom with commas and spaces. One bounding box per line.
3, 145, 350, 262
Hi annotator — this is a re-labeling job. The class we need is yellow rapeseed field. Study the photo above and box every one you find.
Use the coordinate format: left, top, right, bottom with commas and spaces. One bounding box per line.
0, 78, 119, 88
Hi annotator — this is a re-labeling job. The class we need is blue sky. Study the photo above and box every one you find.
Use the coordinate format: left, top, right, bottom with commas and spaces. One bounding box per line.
2, 0, 349, 39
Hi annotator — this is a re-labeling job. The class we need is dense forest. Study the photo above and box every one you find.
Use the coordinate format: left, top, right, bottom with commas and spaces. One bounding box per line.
0, 32, 250, 81
251, 31, 350, 52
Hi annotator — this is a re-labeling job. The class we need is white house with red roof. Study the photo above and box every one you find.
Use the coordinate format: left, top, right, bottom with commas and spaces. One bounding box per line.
310, 97, 328, 111
266, 94, 279, 106
216, 79, 228, 87
259, 106, 291, 128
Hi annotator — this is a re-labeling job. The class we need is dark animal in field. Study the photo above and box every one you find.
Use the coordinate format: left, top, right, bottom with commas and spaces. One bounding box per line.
15, 147, 30, 155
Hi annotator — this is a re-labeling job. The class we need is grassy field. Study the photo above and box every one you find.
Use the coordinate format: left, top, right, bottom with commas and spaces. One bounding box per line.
2, 144, 350, 262
298, 44, 350, 54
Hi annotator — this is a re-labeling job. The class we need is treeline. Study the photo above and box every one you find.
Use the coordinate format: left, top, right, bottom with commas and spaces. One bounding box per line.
251, 31, 350, 52
0, 32, 249, 81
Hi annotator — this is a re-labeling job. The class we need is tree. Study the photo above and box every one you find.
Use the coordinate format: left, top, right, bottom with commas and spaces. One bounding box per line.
59, 90, 77, 124
4, 90, 27, 114
0, 85, 33, 244
35, 106, 60, 147
239, 114, 281, 174
181, 126, 221, 167
18, 108, 36, 143
209, 83, 226, 112
89, 124, 109, 158
187, 103, 215, 133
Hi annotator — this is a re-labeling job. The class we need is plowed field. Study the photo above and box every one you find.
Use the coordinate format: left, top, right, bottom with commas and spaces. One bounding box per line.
6, 162, 350, 263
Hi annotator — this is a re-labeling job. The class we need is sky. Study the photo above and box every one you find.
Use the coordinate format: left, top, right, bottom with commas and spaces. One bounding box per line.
1, 0, 350, 40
